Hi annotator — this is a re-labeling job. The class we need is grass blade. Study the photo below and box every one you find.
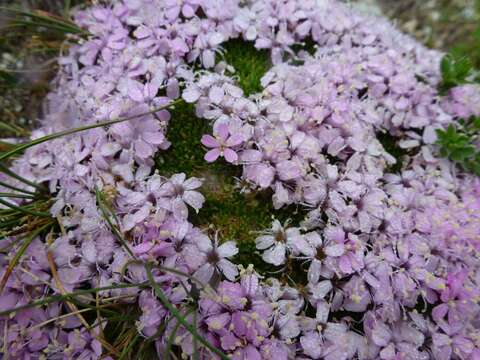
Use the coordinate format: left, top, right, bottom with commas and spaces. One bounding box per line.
0, 220, 53, 292
0, 99, 182, 162
144, 263, 229, 360
118, 333, 141, 360
0, 282, 150, 316
0, 193, 35, 199
0, 180, 37, 195
0, 121, 27, 136
0, 6, 88, 35
0, 198, 50, 217
192, 312, 200, 360
0, 163, 44, 191
165, 308, 195, 359
95, 187, 136, 259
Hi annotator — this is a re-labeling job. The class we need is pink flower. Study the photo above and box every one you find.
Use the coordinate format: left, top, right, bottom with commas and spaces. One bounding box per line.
201, 124, 243, 163
158, 173, 205, 219
255, 220, 302, 266
183, 231, 239, 283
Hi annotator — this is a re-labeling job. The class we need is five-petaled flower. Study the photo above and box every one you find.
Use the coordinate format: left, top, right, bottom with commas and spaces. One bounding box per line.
201, 124, 243, 163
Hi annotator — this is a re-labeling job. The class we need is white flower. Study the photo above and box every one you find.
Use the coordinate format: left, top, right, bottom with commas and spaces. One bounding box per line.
158, 173, 205, 219
184, 231, 239, 283
255, 219, 302, 266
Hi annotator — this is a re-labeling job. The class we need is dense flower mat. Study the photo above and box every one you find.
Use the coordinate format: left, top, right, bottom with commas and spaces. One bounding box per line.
1, 0, 480, 359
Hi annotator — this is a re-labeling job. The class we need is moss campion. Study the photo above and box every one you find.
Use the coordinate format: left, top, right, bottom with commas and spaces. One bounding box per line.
1, 0, 480, 359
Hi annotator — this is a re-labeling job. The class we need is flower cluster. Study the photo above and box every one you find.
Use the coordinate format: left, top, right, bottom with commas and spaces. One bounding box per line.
1, 0, 480, 359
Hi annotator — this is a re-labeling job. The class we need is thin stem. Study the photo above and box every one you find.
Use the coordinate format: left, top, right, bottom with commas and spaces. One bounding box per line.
96, 187, 136, 259
0, 180, 36, 195
0, 163, 43, 191
31, 307, 93, 330
0, 6, 88, 35
0, 193, 35, 199
0, 198, 50, 217
0, 99, 182, 162
46, 234, 118, 356
0, 221, 53, 292
192, 312, 200, 360
165, 308, 195, 359
157, 264, 206, 289
0, 282, 150, 317
145, 263, 230, 360
118, 333, 141, 360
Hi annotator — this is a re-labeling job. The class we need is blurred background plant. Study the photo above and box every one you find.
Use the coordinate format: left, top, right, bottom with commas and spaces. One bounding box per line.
376, 0, 480, 63
0, 0, 87, 134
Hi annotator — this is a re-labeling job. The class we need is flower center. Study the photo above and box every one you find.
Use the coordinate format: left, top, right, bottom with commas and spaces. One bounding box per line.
274, 230, 286, 243
207, 250, 220, 264
315, 247, 326, 261
173, 184, 185, 197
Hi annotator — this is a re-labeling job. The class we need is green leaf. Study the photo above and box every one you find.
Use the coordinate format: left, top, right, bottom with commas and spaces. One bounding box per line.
440, 55, 453, 79
473, 162, 480, 176
435, 120, 480, 176
450, 146, 475, 162
439, 53, 474, 93
0, 69, 17, 85
472, 117, 480, 130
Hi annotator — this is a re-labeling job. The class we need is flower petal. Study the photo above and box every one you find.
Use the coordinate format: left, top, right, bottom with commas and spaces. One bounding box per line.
217, 241, 238, 258
201, 134, 220, 148
194, 263, 214, 284
223, 148, 238, 163
325, 244, 345, 257
217, 123, 229, 141
171, 197, 188, 219
262, 243, 286, 266
256, 235, 275, 250
204, 148, 221, 162
183, 190, 205, 212
182, 85, 201, 103
225, 134, 244, 147
218, 259, 238, 281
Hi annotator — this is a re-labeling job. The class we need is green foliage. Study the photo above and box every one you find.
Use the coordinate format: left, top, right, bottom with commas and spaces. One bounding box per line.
0, 6, 88, 37
437, 33, 480, 176
436, 118, 480, 175
449, 26, 480, 68
156, 103, 307, 270
221, 40, 271, 95
439, 53, 475, 94
377, 132, 408, 173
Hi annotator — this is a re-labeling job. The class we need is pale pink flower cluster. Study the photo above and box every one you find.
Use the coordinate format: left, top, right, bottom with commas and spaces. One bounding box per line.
1, 0, 480, 359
